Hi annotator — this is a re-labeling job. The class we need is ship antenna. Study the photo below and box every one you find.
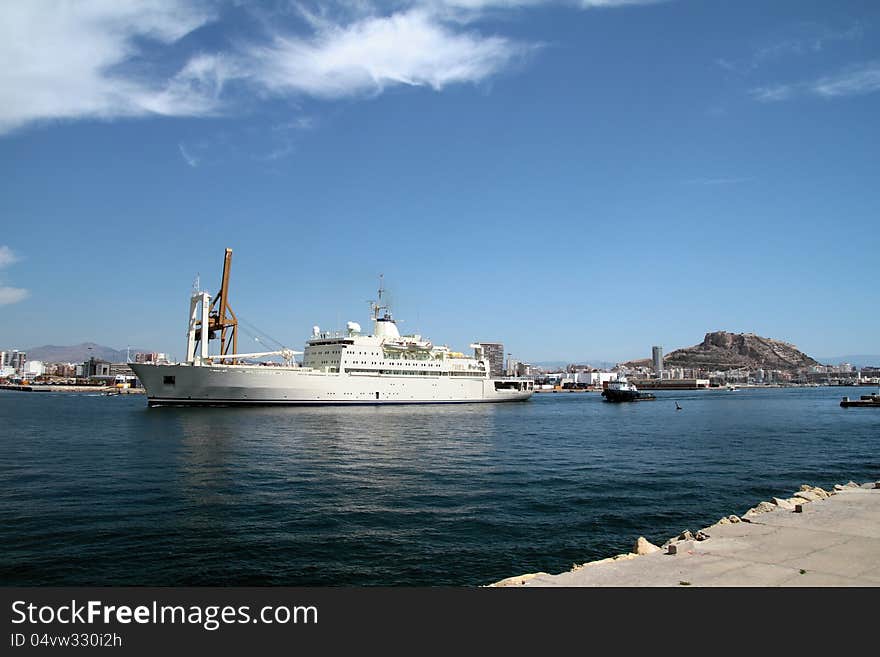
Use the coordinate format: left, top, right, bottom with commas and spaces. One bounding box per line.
378, 273, 391, 320
369, 274, 393, 322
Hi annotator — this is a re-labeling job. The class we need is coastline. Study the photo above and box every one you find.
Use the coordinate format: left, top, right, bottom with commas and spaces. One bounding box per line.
533, 383, 873, 393
490, 480, 880, 587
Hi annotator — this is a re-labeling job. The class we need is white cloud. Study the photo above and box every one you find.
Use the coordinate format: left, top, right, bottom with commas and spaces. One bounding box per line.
751, 61, 880, 102
0, 245, 20, 268
246, 9, 530, 98
0, 0, 216, 135
0, 0, 664, 136
0, 287, 29, 306
0, 246, 27, 305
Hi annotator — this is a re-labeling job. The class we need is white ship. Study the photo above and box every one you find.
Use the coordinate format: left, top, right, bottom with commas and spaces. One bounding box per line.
130, 249, 533, 407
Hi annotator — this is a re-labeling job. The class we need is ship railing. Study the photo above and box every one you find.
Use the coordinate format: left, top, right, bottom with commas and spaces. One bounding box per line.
308, 331, 349, 340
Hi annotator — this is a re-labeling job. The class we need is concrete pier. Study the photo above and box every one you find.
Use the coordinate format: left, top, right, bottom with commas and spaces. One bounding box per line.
0, 384, 144, 394
492, 482, 880, 587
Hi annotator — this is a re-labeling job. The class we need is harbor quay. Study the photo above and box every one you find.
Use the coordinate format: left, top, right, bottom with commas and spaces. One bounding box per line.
0, 384, 144, 394
491, 481, 880, 587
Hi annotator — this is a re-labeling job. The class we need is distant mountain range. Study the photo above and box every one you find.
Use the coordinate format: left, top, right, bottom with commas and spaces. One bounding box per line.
815, 355, 880, 368
25, 343, 153, 363
532, 360, 617, 370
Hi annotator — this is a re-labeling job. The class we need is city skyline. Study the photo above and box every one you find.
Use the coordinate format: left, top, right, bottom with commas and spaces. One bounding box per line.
1, 1, 879, 362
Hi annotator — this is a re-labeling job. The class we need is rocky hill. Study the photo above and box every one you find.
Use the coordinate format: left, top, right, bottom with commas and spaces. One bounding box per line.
661, 332, 819, 371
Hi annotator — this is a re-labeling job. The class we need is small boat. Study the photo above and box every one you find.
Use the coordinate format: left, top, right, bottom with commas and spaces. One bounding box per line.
602, 377, 656, 402
840, 393, 880, 408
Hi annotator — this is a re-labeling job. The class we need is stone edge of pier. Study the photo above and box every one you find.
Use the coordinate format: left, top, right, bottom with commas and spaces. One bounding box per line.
489, 479, 880, 587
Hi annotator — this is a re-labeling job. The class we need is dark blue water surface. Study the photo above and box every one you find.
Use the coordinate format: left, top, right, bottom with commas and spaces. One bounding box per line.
1, 387, 878, 585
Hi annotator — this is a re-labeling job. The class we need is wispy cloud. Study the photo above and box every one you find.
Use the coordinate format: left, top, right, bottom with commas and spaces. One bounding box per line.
255, 117, 318, 161
0, 246, 28, 306
577, 0, 664, 6
684, 177, 753, 186
277, 117, 316, 131
435, 0, 664, 7
752, 24, 863, 63
749, 85, 796, 103
178, 142, 200, 167
812, 63, 880, 98
751, 61, 880, 102
717, 22, 864, 75
0, 0, 665, 136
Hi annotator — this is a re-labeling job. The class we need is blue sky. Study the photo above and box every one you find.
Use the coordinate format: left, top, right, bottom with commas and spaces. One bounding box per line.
1, 0, 878, 363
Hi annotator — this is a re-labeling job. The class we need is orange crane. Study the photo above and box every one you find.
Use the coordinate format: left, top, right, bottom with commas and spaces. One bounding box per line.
193, 248, 238, 362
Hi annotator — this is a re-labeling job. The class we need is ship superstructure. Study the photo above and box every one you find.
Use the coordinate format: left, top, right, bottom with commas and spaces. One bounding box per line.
130, 250, 533, 406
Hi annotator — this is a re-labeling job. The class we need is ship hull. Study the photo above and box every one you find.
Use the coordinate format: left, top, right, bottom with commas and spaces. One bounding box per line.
130, 363, 532, 407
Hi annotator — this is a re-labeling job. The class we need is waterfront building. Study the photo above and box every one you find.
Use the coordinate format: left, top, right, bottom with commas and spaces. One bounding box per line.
506, 357, 520, 377
477, 343, 505, 377
82, 357, 111, 378
652, 346, 663, 378
566, 371, 618, 386
23, 360, 44, 377
633, 377, 710, 390
2, 350, 26, 373
134, 352, 168, 364
109, 362, 134, 377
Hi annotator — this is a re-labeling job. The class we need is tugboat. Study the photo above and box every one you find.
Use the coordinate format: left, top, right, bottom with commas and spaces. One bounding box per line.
840, 392, 880, 408
601, 376, 656, 402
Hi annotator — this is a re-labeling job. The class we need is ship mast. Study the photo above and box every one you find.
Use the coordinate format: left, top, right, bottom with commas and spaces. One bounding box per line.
371, 273, 392, 322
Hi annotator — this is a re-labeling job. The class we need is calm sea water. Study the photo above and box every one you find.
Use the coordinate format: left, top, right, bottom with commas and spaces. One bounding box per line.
1, 386, 878, 586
